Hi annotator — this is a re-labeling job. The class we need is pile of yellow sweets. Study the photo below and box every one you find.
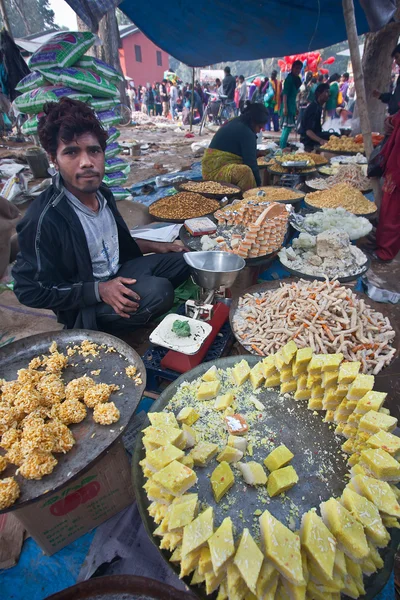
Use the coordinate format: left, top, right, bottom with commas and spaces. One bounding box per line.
322, 135, 365, 154
140, 340, 400, 600
0, 341, 127, 511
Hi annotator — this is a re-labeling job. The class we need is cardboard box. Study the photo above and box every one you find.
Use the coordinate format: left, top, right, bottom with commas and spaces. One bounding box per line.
13, 440, 134, 555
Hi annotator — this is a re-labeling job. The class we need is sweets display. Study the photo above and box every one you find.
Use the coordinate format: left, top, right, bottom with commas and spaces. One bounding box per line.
179, 181, 237, 195
0, 340, 142, 510
322, 135, 365, 153
233, 279, 395, 373
149, 193, 219, 221
308, 164, 371, 192
305, 183, 377, 214
279, 229, 368, 279
139, 345, 400, 599
290, 207, 373, 241
243, 186, 304, 202
210, 201, 289, 258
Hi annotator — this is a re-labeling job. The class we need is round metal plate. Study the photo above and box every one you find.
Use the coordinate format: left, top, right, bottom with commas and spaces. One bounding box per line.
278, 255, 371, 283
149, 195, 220, 224
303, 198, 377, 219
268, 166, 317, 177
0, 330, 146, 513
175, 181, 241, 200
44, 575, 194, 600
133, 355, 400, 600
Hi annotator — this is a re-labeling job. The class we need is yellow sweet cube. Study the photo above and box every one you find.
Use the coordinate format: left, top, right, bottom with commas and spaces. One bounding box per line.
234, 528, 264, 593
274, 349, 286, 371
294, 389, 312, 401
232, 359, 251, 386
146, 443, 185, 472
256, 561, 279, 599
238, 461, 267, 485
168, 493, 198, 531
198, 545, 213, 575
197, 380, 221, 400
144, 480, 174, 504
217, 445, 243, 463
347, 374, 375, 401
341, 487, 389, 547
148, 411, 179, 428
267, 465, 298, 497
227, 563, 247, 599
180, 547, 201, 578
359, 410, 397, 435
280, 380, 297, 394
280, 365, 293, 383
293, 347, 313, 376
308, 398, 323, 410
336, 383, 349, 399
182, 507, 214, 556
208, 517, 235, 575
264, 445, 294, 471
307, 373, 322, 388
159, 532, 182, 552
324, 410, 335, 423
320, 353, 343, 372
177, 406, 200, 426
367, 430, 400, 456
307, 355, 325, 376
355, 391, 387, 415
227, 435, 247, 453
300, 510, 336, 580
143, 425, 185, 449
311, 385, 324, 399
214, 392, 235, 411
250, 362, 265, 389
359, 448, 400, 482
262, 355, 277, 378
260, 509, 305, 585
180, 455, 194, 468
320, 498, 369, 561
153, 460, 197, 496
204, 569, 225, 595
190, 441, 219, 466
322, 371, 338, 389
296, 374, 307, 391
210, 461, 235, 502
281, 340, 298, 365
338, 361, 361, 384
202, 365, 220, 381
265, 373, 281, 387
181, 423, 197, 449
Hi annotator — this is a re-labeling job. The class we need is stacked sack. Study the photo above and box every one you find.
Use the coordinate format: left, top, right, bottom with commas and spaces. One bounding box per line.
15, 31, 131, 200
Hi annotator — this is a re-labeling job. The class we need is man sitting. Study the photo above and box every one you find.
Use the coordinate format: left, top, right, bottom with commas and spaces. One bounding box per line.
13, 98, 189, 333
299, 83, 331, 152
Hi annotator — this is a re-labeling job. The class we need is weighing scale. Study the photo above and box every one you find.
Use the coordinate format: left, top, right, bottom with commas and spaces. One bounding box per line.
160, 252, 245, 373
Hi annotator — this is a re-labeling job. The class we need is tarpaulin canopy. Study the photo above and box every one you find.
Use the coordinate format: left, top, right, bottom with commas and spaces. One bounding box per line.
65, 0, 398, 67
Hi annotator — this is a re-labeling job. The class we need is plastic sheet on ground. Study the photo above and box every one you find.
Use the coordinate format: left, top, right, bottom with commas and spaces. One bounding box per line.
129, 161, 202, 206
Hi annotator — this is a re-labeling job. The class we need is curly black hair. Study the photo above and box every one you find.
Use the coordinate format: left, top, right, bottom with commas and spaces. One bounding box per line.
38, 97, 108, 156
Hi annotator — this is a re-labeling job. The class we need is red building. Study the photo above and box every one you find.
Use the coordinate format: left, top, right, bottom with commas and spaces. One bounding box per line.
119, 25, 169, 87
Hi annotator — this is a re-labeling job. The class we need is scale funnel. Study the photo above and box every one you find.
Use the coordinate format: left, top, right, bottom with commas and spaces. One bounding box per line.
184, 252, 245, 290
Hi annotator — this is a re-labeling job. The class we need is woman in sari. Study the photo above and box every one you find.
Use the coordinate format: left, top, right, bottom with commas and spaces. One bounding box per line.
202, 102, 269, 191
375, 111, 400, 262
326, 73, 341, 118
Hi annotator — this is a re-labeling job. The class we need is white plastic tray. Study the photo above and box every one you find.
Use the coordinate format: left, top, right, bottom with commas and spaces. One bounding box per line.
149, 314, 212, 355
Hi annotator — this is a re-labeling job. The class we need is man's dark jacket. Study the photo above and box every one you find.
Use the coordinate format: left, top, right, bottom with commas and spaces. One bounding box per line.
12, 176, 142, 330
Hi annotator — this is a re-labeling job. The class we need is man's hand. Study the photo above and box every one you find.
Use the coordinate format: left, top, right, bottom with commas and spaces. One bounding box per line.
372, 89, 381, 99
157, 242, 189, 253
98, 277, 140, 319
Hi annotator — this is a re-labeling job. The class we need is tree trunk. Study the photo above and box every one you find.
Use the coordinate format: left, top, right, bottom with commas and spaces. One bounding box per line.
13, 0, 31, 36
98, 9, 127, 103
362, 1, 400, 133
77, 16, 98, 57
0, 0, 12, 37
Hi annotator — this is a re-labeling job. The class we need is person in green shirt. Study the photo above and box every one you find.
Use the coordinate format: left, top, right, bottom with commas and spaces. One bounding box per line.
326, 73, 341, 118
279, 60, 302, 149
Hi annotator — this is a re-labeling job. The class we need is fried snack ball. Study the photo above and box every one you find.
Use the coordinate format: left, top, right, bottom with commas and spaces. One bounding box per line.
20, 419, 55, 454
14, 384, 42, 413
18, 449, 58, 480
0, 428, 20, 450
0, 455, 7, 474
0, 477, 20, 509
65, 376, 95, 401
0, 402, 21, 435
5, 442, 26, 466
43, 351, 68, 373
29, 356, 42, 370
1, 380, 22, 405
93, 402, 120, 425
56, 399, 87, 425
46, 419, 75, 453
83, 383, 112, 408
17, 368, 43, 385
37, 373, 66, 406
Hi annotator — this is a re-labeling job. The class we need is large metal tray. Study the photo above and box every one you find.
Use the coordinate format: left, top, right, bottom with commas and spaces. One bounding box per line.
278, 255, 371, 284
132, 355, 399, 599
0, 330, 146, 513
304, 198, 377, 219
149, 194, 220, 224
44, 575, 194, 600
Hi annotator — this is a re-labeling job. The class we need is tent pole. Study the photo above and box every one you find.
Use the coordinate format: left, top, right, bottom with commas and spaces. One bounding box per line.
190, 67, 195, 132
342, 0, 373, 159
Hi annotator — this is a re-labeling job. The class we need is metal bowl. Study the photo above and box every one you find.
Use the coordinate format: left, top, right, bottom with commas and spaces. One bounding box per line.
184, 251, 245, 289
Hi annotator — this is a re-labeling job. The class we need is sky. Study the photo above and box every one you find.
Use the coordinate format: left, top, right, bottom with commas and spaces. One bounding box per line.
48, 0, 77, 30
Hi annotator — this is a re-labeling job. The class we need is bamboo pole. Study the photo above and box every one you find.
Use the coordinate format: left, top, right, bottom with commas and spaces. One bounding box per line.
190, 67, 195, 132
342, 0, 373, 159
